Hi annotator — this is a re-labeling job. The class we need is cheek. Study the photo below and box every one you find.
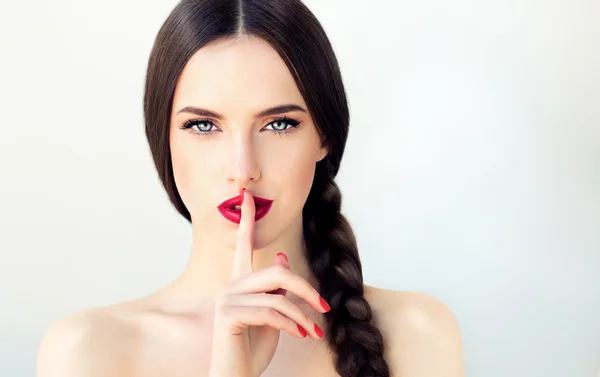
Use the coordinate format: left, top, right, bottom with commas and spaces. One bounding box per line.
251, 147, 316, 249
272, 147, 317, 211
170, 139, 217, 216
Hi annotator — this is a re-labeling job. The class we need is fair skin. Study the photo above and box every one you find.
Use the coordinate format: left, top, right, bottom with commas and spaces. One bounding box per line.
36, 35, 465, 377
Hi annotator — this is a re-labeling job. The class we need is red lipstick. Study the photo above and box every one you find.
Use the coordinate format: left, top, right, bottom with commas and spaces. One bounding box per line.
217, 193, 273, 224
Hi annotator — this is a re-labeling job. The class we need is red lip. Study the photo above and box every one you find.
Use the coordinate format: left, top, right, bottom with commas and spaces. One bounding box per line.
217, 193, 273, 224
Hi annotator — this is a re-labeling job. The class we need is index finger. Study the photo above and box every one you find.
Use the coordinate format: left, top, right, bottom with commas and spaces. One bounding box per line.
230, 188, 256, 281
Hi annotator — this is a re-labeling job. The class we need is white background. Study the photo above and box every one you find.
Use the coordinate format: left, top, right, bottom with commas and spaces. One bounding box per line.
1, 0, 599, 376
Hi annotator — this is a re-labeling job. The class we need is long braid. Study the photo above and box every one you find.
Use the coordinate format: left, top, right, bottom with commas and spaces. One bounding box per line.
303, 167, 390, 377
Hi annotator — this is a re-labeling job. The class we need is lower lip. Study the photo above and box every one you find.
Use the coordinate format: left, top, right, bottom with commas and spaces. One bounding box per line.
218, 202, 273, 224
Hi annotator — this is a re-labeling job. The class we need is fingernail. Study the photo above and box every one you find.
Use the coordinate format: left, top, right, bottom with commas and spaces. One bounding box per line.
277, 252, 288, 261
297, 324, 307, 337
240, 188, 245, 204
320, 297, 330, 312
314, 323, 323, 338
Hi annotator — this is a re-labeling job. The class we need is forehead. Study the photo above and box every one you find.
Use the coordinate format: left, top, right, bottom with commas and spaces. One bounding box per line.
172, 36, 306, 116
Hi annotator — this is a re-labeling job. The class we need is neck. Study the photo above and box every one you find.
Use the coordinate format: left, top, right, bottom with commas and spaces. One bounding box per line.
153, 214, 319, 314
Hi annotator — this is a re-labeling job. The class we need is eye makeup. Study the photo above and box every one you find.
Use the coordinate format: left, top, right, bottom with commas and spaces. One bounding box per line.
178, 116, 301, 137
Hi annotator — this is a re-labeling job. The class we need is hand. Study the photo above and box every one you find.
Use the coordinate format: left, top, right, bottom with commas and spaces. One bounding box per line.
207, 188, 330, 377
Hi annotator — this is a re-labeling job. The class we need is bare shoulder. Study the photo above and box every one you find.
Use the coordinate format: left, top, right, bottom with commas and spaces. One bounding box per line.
363, 284, 465, 377
36, 304, 138, 377
363, 284, 461, 329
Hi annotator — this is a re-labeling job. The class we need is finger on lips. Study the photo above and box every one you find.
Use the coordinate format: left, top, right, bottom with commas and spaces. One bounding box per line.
231, 188, 255, 280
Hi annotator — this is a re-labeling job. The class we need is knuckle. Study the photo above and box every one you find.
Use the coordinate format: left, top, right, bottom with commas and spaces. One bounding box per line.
216, 305, 235, 322
272, 264, 287, 275
263, 307, 278, 321
273, 295, 304, 321
271, 293, 287, 306
215, 297, 226, 310
215, 293, 234, 311
306, 281, 319, 295
297, 278, 316, 295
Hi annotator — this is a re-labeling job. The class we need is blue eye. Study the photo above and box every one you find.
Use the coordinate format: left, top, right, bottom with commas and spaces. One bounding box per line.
179, 116, 301, 137
266, 116, 301, 134
181, 120, 214, 133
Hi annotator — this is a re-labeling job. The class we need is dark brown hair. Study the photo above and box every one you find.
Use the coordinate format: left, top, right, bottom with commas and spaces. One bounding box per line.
143, 0, 390, 376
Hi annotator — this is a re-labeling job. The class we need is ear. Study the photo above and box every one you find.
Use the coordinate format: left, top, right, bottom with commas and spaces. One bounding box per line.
316, 142, 328, 162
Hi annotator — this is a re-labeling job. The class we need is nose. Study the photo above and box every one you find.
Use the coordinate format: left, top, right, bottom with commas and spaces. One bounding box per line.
227, 134, 261, 190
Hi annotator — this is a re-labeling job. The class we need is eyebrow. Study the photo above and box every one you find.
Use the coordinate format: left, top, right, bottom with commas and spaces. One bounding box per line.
176, 104, 307, 120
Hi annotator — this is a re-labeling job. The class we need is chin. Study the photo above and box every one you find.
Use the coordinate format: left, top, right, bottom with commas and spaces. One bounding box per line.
231, 212, 298, 252
213, 226, 274, 252
250, 227, 278, 250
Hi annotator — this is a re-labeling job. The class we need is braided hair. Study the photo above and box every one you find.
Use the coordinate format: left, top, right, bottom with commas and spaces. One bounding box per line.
303, 166, 390, 376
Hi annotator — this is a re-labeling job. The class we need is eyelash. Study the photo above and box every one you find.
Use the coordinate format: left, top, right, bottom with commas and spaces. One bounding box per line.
178, 116, 301, 137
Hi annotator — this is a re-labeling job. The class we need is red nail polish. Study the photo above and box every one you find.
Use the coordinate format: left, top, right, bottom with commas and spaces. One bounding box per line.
277, 252, 288, 261
320, 297, 330, 312
314, 323, 323, 338
297, 324, 307, 337
240, 188, 245, 204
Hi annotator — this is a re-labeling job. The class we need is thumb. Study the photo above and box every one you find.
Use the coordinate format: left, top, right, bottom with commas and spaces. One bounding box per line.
266, 252, 289, 296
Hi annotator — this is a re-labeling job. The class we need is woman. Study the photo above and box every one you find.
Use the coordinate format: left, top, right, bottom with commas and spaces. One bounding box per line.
37, 0, 465, 376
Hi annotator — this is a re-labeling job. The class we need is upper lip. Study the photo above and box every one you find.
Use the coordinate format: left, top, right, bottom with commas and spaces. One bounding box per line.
218, 193, 273, 209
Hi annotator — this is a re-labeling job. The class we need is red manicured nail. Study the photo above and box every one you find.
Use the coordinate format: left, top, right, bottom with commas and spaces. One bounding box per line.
314, 323, 323, 338
277, 252, 288, 261
297, 324, 307, 337
320, 297, 330, 312
240, 188, 245, 204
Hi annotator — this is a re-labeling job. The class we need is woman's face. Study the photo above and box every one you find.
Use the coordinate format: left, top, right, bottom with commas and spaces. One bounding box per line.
169, 35, 327, 250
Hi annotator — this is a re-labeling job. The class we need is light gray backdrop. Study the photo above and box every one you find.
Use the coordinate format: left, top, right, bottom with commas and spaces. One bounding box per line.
1, 0, 599, 376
